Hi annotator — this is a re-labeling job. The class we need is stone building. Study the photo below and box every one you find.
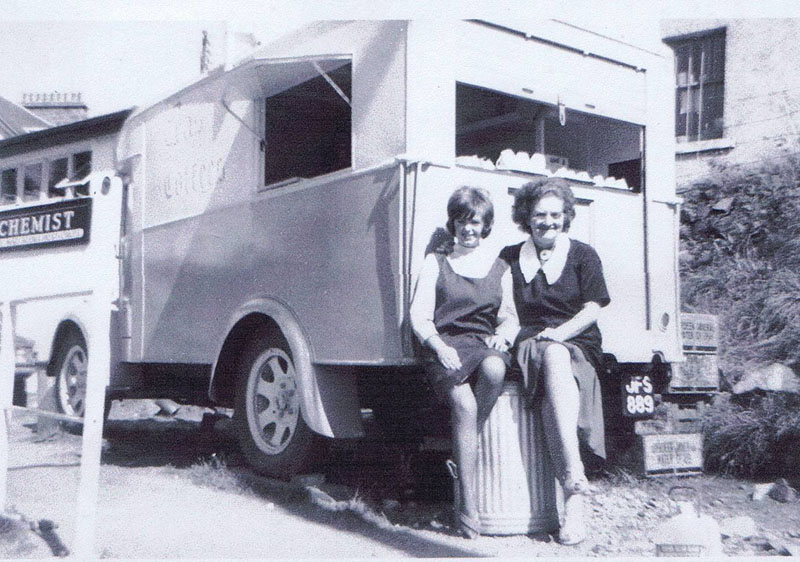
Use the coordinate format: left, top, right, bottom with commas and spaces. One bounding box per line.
661, 19, 800, 189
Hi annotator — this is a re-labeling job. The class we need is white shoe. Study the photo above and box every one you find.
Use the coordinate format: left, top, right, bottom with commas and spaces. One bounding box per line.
558, 492, 585, 546
557, 471, 592, 546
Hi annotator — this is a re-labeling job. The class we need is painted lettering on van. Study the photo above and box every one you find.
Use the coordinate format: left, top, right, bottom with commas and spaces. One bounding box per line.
160, 158, 226, 200
145, 104, 229, 203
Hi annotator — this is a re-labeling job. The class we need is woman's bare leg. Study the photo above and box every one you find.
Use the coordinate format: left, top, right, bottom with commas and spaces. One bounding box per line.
539, 343, 583, 479
474, 355, 506, 429
539, 342, 586, 545
448, 383, 479, 529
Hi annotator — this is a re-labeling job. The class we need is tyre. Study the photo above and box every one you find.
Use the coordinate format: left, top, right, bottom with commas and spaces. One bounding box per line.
51, 331, 112, 434
233, 337, 325, 479
53, 332, 88, 418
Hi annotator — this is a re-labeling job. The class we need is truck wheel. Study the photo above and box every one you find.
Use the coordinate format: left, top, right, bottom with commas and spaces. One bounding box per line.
51, 332, 112, 434
234, 339, 324, 479
54, 332, 88, 418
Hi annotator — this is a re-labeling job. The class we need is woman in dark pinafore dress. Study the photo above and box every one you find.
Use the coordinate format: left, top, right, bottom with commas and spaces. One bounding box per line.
410, 186, 518, 539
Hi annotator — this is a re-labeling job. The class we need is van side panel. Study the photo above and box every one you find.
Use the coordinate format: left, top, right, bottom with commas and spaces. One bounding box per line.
138, 167, 403, 365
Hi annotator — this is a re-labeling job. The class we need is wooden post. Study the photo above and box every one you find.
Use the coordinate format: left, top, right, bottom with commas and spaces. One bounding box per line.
0, 301, 15, 512
0, 410, 7, 514
72, 301, 111, 559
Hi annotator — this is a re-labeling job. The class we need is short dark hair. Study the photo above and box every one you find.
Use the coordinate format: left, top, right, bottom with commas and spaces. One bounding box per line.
511, 178, 577, 235
446, 186, 494, 239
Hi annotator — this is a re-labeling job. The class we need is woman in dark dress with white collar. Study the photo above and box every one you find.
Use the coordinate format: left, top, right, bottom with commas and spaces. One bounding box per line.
500, 178, 610, 546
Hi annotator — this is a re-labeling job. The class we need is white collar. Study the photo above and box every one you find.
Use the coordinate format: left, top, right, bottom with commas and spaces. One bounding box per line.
519, 233, 571, 284
446, 243, 497, 278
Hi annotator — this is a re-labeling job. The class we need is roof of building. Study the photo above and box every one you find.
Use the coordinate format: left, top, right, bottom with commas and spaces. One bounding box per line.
0, 94, 52, 139
0, 108, 133, 159
22, 92, 90, 127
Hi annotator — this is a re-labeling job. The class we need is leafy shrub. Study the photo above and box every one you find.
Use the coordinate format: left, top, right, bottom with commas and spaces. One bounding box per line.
702, 392, 800, 477
680, 152, 800, 382
681, 152, 800, 476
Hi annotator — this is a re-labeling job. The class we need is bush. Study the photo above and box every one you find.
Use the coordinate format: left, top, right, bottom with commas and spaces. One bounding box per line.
702, 392, 800, 477
680, 152, 800, 382
681, 152, 800, 477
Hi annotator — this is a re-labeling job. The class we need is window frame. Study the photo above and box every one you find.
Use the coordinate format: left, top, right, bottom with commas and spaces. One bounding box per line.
454, 82, 645, 192
259, 60, 353, 190
0, 147, 93, 206
1, 167, 18, 205
665, 27, 726, 143
22, 161, 44, 202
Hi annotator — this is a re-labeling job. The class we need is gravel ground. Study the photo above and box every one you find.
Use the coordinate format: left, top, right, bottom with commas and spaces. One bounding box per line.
2, 401, 800, 559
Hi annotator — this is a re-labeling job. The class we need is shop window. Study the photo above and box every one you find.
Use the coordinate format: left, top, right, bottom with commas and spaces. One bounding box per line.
49, 157, 68, 197
72, 151, 92, 179
665, 28, 725, 142
72, 151, 92, 195
456, 83, 643, 191
1, 168, 17, 205
23, 163, 43, 201
264, 63, 351, 186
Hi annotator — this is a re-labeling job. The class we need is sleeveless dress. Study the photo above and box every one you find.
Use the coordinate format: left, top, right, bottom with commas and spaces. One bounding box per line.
422, 253, 512, 398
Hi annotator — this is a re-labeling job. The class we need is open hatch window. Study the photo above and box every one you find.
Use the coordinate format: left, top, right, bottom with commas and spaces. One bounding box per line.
263, 62, 352, 186
456, 83, 643, 191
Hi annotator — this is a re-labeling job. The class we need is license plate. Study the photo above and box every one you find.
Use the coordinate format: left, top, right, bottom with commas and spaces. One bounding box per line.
621, 374, 655, 417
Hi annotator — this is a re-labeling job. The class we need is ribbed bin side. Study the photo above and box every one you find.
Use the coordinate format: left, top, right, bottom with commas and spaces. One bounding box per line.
476, 381, 559, 535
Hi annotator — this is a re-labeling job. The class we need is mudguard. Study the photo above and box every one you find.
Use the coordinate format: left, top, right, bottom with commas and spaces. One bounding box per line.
210, 297, 364, 439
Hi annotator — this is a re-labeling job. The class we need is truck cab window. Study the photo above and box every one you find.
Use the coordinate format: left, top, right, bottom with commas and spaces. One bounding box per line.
456, 83, 643, 191
264, 63, 352, 186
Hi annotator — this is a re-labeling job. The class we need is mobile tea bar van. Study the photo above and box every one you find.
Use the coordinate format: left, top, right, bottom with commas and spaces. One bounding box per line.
1, 19, 682, 479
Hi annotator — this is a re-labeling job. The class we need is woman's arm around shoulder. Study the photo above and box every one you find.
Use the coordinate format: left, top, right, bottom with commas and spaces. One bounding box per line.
499, 242, 524, 265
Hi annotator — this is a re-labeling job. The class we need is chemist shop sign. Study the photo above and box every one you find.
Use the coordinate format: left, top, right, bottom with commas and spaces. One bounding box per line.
0, 198, 91, 252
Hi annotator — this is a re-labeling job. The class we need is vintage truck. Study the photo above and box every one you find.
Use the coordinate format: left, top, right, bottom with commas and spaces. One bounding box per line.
0, 19, 681, 478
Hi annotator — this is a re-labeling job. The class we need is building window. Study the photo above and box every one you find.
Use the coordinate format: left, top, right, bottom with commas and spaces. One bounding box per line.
72, 151, 92, 196
263, 63, 351, 186
666, 28, 725, 142
72, 151, 92, 179
23, 163, 43, 201
1, 168, 17, 205
48, 157, 69, 197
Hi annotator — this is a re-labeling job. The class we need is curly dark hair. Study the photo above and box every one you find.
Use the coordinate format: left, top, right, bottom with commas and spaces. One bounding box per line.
511, 178, 577, 235
446, 186, 494, 239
